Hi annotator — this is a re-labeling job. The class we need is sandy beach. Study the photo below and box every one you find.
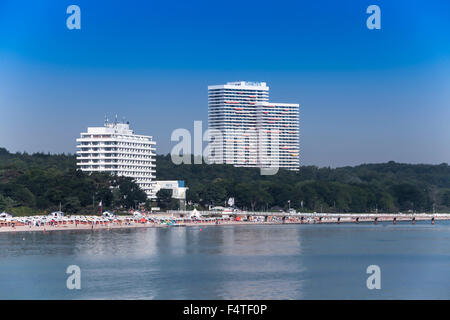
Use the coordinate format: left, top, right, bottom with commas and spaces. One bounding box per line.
0, 220, 281, 233
1, 213, 449, 234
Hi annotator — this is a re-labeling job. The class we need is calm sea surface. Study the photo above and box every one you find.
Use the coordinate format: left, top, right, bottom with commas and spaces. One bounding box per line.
1, 222, 449, 299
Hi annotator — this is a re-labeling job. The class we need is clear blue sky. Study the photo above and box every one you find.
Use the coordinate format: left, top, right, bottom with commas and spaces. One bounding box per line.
0, 0, 449, 167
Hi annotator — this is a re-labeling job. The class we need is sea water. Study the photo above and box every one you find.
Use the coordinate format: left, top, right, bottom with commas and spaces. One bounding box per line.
1, 221, 449, 299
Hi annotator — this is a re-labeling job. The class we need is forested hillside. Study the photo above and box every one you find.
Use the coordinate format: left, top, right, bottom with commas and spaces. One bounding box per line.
0, 148, 147, 215
156, 155, 450, 213
1, 148, 449, 214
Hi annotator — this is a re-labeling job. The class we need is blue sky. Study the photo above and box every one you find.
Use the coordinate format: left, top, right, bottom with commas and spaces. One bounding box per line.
0, 0, 449, 167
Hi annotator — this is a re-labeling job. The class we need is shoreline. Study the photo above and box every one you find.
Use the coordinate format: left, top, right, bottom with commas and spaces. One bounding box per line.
1, 216, 448, 234
0, 221, 276, 234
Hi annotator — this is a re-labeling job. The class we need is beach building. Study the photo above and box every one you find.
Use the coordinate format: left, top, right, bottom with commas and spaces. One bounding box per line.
154, 181, 188, 210
76, 119, 157, 198
208, 81, 299, 170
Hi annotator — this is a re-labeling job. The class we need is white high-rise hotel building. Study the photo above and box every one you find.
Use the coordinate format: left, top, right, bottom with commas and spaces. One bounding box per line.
76, 120, 157, 198
208, 81, 299, 170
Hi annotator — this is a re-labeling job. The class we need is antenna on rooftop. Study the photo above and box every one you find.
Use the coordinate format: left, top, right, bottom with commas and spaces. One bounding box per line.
104, 114, 109, 126
114, 114, 118, 125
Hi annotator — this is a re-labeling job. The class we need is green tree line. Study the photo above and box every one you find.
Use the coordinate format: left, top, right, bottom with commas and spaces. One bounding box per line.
1, 148, 449, 214
0, 148, 146, 215
156, 154, 450, 213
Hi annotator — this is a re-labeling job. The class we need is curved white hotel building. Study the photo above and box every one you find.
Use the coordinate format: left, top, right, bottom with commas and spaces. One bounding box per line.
208, 81, 299, 170
76, 120, 157, 198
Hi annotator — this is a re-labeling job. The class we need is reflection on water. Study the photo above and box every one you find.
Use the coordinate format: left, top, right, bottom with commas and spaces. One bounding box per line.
0, 222, 449, 299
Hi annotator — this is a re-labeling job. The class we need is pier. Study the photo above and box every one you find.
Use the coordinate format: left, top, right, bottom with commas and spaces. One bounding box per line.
169, 211, 450, 224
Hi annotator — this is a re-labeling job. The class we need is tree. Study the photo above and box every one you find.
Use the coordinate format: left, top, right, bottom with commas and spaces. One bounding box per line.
156, 189, 179, 210
0, 194, 16, 211
114, 177, 147, 209
1, 147, 450, 215
441, 189, 450, 207
391, 183, 429, 211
